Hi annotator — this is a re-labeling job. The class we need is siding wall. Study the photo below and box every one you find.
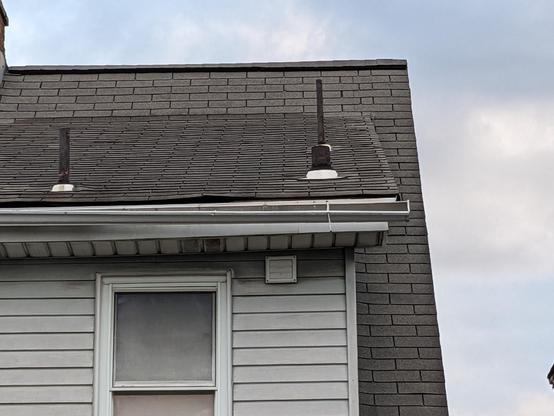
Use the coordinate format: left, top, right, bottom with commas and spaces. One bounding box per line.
0, 249, 350, 416
0, 272, 94, 416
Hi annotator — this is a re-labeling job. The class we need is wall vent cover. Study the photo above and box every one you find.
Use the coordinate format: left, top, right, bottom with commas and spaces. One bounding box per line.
265, 255, 297, 284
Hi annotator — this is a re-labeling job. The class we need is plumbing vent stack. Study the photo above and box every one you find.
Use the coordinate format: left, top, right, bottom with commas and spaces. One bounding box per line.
306, 79, 338, 180
51, 128, 74, 192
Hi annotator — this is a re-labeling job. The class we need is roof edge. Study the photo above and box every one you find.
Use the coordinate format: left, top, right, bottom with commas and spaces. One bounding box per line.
7, 59, 407, 75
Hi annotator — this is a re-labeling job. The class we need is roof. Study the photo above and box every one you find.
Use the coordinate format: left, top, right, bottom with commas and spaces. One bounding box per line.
0, 114, 398, 205
0, 59, 411, 206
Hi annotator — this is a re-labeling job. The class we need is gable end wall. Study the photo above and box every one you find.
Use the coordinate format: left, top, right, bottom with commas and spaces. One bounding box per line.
0, 63, 448, 415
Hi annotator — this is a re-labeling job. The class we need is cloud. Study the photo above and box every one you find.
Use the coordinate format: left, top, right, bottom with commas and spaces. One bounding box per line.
4, 0, 333, 65
511, 393, 554, 416
152, 4, 332, 63
421, 96, 554, 415
418, 97, 554, 281
437, 277, 554, 416
456, 393, 554, 416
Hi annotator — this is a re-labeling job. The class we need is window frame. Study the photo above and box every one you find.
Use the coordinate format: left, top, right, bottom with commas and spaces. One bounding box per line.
94, 271, 232, 416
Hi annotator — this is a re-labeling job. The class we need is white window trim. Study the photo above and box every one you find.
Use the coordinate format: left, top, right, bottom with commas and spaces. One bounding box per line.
345, 249, 360, 416
94, 271, 232, 416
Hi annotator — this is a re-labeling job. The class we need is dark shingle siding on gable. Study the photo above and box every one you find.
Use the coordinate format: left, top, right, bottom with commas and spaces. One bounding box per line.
354, 67, 448, 416
0, 60, 448, 415
0, 61, 409, 123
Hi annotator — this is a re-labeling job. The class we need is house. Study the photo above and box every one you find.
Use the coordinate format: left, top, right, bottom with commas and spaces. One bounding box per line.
0, 3, 448, 416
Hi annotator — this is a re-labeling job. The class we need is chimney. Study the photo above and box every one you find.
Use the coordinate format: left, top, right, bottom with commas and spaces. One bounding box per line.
0, 0, 8, 81
306, 79, 338, 180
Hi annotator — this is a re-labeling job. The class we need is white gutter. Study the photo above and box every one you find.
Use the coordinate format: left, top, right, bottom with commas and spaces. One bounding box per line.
0, 198, 409, 226
0, 198, 409, 243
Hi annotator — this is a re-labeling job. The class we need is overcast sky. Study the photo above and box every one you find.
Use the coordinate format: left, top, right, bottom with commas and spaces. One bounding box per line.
3, 1, 554, 414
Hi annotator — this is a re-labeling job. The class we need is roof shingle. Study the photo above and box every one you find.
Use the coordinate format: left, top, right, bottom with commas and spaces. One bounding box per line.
0, 113, 398, 205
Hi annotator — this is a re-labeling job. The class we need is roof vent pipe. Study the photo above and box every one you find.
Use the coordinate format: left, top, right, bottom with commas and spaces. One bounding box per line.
306, 79, 338, 180
50, 128, 74, 192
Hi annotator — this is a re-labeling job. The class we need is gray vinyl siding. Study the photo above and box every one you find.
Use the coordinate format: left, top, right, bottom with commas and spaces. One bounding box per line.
0, 249, 348, 416
231, 252, 348, 416
0, 276, 94, 416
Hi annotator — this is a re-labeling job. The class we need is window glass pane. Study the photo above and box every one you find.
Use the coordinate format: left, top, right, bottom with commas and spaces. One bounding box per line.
114, 292, 214, 383
114, 394, 213, 416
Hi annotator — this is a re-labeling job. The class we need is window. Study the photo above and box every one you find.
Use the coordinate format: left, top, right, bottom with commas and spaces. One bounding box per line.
95, 273, 231, 416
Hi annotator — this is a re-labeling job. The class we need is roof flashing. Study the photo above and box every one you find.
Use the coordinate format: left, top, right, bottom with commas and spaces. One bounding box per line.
305, 169, 339, 180
50, 184, 75, 192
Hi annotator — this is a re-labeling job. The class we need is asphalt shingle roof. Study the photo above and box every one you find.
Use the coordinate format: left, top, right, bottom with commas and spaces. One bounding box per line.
0, 113, 398, 205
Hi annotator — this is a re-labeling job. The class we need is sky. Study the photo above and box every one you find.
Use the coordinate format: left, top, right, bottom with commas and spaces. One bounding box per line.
3, 0, 554, 414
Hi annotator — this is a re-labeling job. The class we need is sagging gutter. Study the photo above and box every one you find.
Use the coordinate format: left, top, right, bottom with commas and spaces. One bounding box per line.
0, 198, 409, 243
